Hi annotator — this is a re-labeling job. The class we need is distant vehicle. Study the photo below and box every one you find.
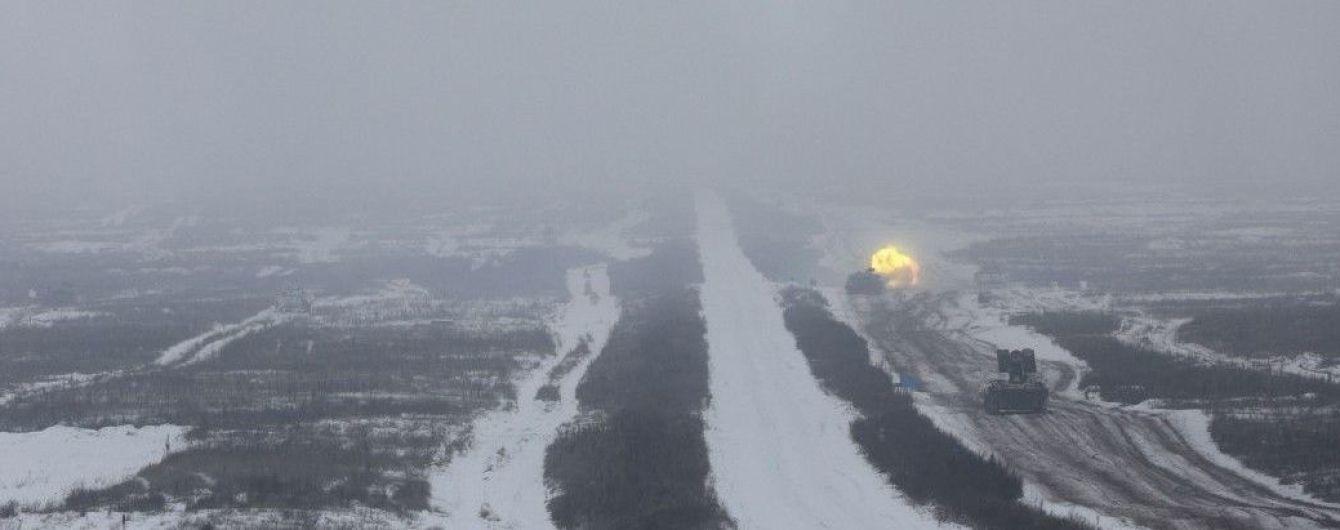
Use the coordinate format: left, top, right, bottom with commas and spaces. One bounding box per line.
845, 268, 886, 295
983, 348, 1048, 414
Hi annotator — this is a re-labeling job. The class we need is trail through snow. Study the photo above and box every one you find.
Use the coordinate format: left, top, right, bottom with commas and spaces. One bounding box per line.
426, 264, 619, 529
695, 191, 944, 530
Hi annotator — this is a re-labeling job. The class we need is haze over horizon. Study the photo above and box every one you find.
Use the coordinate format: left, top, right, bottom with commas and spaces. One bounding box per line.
4, 1, 1337, 214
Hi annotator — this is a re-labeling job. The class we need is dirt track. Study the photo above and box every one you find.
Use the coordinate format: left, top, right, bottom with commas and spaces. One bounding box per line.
853, 292, 1340, 530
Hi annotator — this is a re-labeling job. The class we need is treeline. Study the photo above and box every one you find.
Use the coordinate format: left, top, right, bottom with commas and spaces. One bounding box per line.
1178, 302, 1340, 359
1014, 310, 1340, 501
724, 193, 823, 283
65, 430, 430, 514
1211, 410, 1340, 501
544, 242, 731, 530
607, 240, 703, 295
1011, 312, 1340, 404
779, 287, 1092, 530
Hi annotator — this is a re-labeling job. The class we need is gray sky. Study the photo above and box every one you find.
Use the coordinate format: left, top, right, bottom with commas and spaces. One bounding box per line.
3, 1, 1337, 212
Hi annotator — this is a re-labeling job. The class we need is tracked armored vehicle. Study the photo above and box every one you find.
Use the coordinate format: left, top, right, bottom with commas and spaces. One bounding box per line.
983, 348, 1047, 414
845, 268, 886, 295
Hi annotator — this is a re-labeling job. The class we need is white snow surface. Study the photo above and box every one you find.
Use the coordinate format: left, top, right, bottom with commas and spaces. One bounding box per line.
695, 191, 946, 530
426, 264, 620, 529
0, 424, 189, 508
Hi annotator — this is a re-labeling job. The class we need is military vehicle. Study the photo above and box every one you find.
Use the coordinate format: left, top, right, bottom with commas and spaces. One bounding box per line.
845, 268, 886, 295
982, 348, 1048, 414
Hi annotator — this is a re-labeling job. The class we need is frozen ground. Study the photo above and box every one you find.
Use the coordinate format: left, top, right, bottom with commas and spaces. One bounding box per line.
695, 191, 945, 530
0, 424, 189, 509
426, 264, 620, 529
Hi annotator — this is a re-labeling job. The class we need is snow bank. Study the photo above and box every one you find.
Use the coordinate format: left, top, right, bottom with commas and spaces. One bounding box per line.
695, 191, 946, 530
0, 424, 189, 509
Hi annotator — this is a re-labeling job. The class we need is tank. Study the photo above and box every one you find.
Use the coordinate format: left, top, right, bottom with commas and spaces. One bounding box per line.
845, 268, 886, 295
982, 348, 1048, 414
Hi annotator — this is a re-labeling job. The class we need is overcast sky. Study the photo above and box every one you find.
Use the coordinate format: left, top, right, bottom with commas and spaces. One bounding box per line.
3, 1, 1337, 213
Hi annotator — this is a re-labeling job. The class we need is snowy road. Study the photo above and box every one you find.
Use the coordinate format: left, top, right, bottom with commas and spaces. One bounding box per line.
855, 292, 1340, 530
694, 191, 944, 530
427, 264, 619, 529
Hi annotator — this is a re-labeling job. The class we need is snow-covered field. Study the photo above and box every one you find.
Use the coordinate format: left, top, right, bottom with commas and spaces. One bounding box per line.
426, 264, 620, 529
0, 424, 189, 509
695, 191, 945, 530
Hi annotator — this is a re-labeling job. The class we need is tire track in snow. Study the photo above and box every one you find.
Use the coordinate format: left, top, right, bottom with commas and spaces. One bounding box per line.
694, 191, 944, 530
426, 264, 620, 529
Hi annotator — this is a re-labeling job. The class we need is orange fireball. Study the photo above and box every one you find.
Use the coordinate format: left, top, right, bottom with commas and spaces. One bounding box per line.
870, 246, 921, 288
